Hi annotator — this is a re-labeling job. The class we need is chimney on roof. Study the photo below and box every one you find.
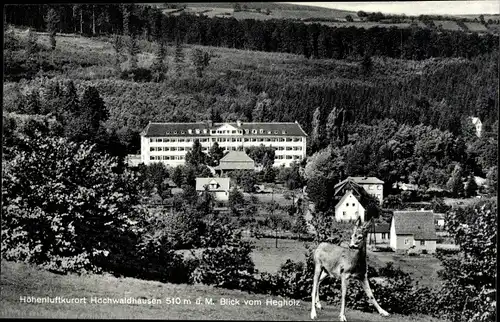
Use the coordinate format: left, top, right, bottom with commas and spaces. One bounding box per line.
205, 120, 213, 127
237, 120, 242, 127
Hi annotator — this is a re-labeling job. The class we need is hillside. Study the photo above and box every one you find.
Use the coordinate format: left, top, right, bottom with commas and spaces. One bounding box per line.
161, 2, 498, 33
0, 261, 447, 321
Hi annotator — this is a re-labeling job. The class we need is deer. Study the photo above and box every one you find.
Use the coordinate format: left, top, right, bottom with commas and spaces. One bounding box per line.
310, 217, 390, 322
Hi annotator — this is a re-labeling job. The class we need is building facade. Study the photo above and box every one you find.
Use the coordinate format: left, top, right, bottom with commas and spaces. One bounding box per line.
140, 121, 307, 167
334, 191, 365, 222
390, 211, 438, 254
368, 223, 391, 245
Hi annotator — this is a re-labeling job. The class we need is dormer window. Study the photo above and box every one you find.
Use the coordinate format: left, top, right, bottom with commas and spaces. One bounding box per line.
173, 131, 177, 134
203, 129, 207, 134
181, 131, 185, 134
245, 129, 249, 134
267, 130, 272, 134
166, 131, 170, 134
188, 129, 192, 134
274, 130, 278, 134
195, 129, 200, 134
259, 129, 264, 134
282, 130, 287, 134
252, 129, 257, 134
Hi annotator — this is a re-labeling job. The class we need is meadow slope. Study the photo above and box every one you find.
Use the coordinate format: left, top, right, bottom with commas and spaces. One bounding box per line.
0, 261, 448, 321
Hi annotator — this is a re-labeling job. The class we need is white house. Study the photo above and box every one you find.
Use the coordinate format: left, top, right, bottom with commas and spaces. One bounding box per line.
471, 117, 482, 137
335, 191, 365, 222
140, 120, 308, 168
195, 177, 231, 202
390, 211, 438, 254
335, 177, 384, 205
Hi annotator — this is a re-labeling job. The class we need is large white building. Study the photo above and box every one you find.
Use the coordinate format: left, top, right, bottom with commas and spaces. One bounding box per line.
140, 120, 308, 167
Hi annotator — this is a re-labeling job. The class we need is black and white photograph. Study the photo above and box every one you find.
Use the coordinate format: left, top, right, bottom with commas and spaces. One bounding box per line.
1, 1, 498, 321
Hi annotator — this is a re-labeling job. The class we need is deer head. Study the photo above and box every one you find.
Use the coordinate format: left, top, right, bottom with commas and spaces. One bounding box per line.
349, 217, 372, 249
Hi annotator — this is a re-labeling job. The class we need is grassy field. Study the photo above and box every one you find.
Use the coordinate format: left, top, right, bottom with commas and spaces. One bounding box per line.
249, 238, 444, 289
0, 260, 447, 321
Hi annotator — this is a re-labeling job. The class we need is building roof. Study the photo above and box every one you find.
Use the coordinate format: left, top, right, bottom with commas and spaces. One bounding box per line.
140, 121, 308, 137
346, 176, 385, 185
392, 211, 438, 240
220, 151, 254, 163
216, 151, 255, 170
195, 177, 230, 192
335, 191, 365, 210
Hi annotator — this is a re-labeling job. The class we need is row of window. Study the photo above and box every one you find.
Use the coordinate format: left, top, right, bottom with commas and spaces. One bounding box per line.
404, 239, 426, 246
150, 155, 185, 161
149, 137, 303, 143
344, 203, 357, 207
366, 185, 382, 190
276, 155, 302, 160
150, 154, 302, 161
164, 129, 290, 135
150, 146, 303, 152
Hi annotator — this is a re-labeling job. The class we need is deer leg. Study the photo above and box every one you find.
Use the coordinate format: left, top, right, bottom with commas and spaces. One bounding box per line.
315, 270, 328, 310
339, 274, 348, 322
361, 277, 390, 317
310, 264, 322, 320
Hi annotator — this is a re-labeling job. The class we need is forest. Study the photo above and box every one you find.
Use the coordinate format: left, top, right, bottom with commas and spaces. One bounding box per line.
4, 4, 499, 60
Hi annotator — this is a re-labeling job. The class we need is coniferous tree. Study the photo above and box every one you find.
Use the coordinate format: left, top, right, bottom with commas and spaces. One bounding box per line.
66, 86, 108, 142
174, 34, 185, 75
208, 142, 225, 166
126, 35, 139, 70
112, 35, 124, 72
25, 29, 39, 72
185, 139, 207, 166
310, 107, 323, 151
151, 39, 167, 82
191, 48, 211, 78
447, 164, 465, 197
45, 7, 60, 50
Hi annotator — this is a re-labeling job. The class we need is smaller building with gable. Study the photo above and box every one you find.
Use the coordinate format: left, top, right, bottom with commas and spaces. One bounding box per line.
335, 191, 365, 222
195, 177, 231, 202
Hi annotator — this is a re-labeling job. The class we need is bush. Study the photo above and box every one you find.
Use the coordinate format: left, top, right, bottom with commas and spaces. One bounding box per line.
191, 240, 257, 292
1, 133, 143, 274
434, 200, 497, 322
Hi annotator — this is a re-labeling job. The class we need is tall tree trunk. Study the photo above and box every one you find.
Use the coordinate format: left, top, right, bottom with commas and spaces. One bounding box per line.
80, 8, 83, 34
92, 5, 95, 35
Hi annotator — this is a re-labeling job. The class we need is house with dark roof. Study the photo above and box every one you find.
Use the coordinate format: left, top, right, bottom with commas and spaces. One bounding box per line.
390, 211, 438, 254
334, 191, 365, 222
368, 223, 391, 245
214, 150, 255, 174
140, 120, 307, 168
335, 177, 384, 205
195, 177, 231, 202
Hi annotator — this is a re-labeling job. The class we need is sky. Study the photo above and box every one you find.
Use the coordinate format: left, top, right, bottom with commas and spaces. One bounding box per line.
285, 1, 500, 15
